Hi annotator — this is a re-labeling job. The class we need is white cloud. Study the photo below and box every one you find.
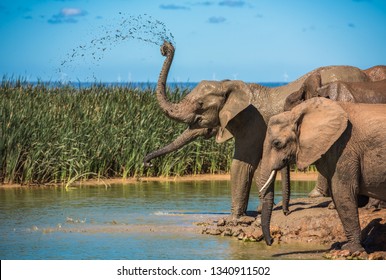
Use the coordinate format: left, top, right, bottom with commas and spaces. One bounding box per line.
61, 8, 85, 16
48, 7, 87, 24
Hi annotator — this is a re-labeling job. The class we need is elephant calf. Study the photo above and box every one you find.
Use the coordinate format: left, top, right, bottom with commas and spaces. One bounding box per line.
259, 97, 386, 253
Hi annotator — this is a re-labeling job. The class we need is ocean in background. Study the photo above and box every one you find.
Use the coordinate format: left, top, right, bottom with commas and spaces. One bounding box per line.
12, 81, 288, 90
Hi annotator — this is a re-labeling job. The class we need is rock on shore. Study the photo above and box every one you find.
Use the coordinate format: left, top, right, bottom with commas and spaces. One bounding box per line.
198, 197, 386, 260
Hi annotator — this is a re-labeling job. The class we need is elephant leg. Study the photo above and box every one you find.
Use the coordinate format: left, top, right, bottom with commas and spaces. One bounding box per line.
254, 163, 263, 214
230, 159, 255, 218
308, 173, 330, 198
365, 197, 384, 210
226, 105, 265, 218
331, 176, 364, 253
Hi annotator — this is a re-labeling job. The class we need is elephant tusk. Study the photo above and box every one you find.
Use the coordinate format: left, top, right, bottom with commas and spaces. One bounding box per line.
259, 170, 277, 196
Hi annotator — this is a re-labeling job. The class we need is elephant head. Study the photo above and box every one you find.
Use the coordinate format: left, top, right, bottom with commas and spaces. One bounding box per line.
258, 97, 348, 245
144, 41, 254, 166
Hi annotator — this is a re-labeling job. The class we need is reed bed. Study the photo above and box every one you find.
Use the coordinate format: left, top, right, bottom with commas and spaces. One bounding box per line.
0, 79, 234, 185
0, 79, 316, 186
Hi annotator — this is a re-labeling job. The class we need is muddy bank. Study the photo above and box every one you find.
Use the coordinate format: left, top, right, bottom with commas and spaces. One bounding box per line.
198, 197, 386, 260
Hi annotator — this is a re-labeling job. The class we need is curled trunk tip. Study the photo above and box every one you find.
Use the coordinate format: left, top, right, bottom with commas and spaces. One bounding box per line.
156, 40, 195, 123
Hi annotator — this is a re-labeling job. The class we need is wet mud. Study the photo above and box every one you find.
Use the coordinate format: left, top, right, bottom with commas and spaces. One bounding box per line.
198, 197, 386, 260
36, 197, 385, 260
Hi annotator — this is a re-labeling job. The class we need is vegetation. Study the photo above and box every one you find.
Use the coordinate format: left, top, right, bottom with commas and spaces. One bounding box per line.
0, 79, 316, 186
0, 79, 234, 185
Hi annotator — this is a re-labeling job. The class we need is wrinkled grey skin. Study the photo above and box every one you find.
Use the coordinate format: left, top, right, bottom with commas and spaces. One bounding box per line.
284, 71, 386, 209
259, 98, 386, 253
144, 41, 379, 219
284, 70, 386, 111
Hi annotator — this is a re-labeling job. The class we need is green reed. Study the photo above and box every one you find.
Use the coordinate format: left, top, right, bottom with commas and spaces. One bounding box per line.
0, 79, 234, 185
0, 79, 318, 185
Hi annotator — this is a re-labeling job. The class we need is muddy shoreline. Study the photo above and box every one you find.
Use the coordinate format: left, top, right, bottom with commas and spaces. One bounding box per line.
198, 197, 386, 260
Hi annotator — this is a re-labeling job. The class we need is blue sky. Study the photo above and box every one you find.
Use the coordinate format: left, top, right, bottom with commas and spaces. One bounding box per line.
1, 0, 385, 83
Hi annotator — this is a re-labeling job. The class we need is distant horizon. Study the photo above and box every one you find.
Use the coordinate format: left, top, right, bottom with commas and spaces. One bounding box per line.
1, 78, 288, 88
2, 75, 290, 84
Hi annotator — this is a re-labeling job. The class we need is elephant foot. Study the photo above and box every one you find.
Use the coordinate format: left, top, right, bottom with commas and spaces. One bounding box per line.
325, 241, 367, 259
256, 204, 262, 214
325, 247, 368, 260
327, 201, 336, 210
365, 198, 386, 210
221, 214, 257, 227
365, 203, 378, 211
341, 242, 366, 254
229, 212, 247, 220
283, 209, 291, 216
308, 186, 325, 198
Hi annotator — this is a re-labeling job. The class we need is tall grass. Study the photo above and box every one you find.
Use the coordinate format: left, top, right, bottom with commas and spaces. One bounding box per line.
0, 79, 316, 186
0, 79, 234, 185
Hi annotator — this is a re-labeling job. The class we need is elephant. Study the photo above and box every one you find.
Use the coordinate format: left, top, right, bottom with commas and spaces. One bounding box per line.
363, 65, 386, 82
144, 40, 382, 219
284, 73, 386, 112
258, 97, 386, 253
283, 71, 386, 209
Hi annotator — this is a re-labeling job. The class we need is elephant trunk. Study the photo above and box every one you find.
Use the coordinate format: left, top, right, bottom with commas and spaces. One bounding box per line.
281, 166, 291, 216
156, 41, 198, 123
143, 128, 215, 167
259, 169, 277, 246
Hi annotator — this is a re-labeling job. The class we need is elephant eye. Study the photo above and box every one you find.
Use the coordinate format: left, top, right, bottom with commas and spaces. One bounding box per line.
194, 116, 202, 124
272, 139, 283, 149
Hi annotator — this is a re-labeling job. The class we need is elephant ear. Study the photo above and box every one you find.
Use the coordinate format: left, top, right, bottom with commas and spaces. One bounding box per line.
216, 82, 252, 143
293, 98, 348, 170
284, 89, 306, 111
284, 73, 322, 111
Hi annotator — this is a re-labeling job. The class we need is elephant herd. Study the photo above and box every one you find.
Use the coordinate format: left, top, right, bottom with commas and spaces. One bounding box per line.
143, 41, 386, 254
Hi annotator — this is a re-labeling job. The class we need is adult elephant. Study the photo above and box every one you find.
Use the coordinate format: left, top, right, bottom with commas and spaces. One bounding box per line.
144, 41, 376, 219
258, 97, 386, 253
363, 65, 386, 81
284, 71, 386, 209
284, 71, 386, 112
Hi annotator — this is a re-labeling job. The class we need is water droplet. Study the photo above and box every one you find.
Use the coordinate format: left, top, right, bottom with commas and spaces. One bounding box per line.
58, 13, 175, 81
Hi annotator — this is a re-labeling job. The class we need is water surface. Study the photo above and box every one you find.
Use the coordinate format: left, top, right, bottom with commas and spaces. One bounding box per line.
0, 180, 327, 260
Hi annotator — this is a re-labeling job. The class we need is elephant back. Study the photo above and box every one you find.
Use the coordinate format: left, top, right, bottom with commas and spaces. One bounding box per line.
319, 66, 370, 85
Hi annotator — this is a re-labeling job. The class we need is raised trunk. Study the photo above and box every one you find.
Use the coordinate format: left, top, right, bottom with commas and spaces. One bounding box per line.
259, 169, 277, 246
143, 128, 214, 167
156, 41, 198, 123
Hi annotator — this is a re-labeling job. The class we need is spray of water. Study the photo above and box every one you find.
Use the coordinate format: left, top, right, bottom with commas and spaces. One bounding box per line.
58, 13, 175, 82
